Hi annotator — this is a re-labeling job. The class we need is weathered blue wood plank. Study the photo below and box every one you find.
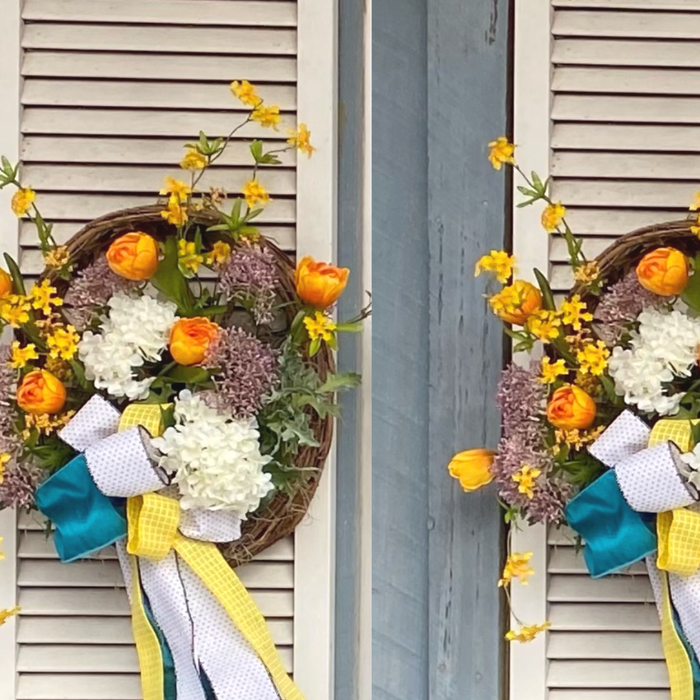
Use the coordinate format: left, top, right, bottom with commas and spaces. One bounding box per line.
427, 0, 509, 698
372, 0, 430, 698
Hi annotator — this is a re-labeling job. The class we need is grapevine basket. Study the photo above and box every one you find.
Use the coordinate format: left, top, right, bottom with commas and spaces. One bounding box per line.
40, 204, 334, 568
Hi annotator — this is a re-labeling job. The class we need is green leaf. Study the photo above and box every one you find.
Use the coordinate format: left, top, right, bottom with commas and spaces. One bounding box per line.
4, 253, 25, 295
682, 254, 700, 312
309, 337, 321, 356
517, 186, 537, 197
168, 365, 212, 385
245, 208, 263, 222
318, 372, 361, 393
150, 237, 195, 313
599, 375, 618, 404
68, 360, 89, 390
335, 321, 363, 333
231, 197, 243, 224
250, 140, 264, 162
533, 268, 556, 311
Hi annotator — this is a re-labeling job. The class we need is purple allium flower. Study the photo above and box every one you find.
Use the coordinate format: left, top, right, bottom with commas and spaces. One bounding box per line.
64, 257, 139, 329
204, 327, 279, 418
218, 245, 279, 325
0, 463, 44, 510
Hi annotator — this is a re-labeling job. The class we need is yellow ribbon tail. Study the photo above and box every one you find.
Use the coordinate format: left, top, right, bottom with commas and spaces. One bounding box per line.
657, 510, 700, 577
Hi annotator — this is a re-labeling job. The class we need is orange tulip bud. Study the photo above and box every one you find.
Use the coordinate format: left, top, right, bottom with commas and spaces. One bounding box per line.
295, 256, 349, 309
636, 247, 688, 296
489, 280, 542, 325
0, 268, 12, 298
17, 370, 66, 415
448, 449, 495, 492
106, 232, 159, 281
170, 317, 219, 366
546, 385, 596, 430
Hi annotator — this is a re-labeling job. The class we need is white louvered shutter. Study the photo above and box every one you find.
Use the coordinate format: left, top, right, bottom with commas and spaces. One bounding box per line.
0, 2, 337, 699
511, 1, 699, 699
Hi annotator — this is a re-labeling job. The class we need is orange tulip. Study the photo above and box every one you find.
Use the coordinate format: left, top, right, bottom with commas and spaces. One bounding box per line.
489, 280, 542, 325
17, 370, 66, 415
448, 449, 495, 492
295, 256, 349, 309
106, 232, 159, 281
636, 247, 688, 296
170, 317, 219, 366
546, 385, 596, 430
0, 268, 12, 298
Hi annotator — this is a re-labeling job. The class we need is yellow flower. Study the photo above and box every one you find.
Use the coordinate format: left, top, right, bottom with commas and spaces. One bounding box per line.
560, 295, 592, 331
23, 410, 74, 437
9, 342, 38, 369
178, 239, 204, 276
180, 149, 207, 171
252, 104, 281, 129
44, 356, 72, 381
691, 192, 700, 211
160, 177, 191, 202
11, 188, 35, 217
448, 449, 495, 492
0, 452, 10, 484
231, 80, 261, 107
547, 385, 596, 430
488, 137, 515, 170
512, 464, 541, 499
541, 202, 566, 233
303, 311, 337, 342
526, 310, 561, 343
287, 123, 316, 157
161, 195, 188, 227
474, 250, 515, 284
47, 325, 79, 361
0, 295, 31, 328
691, 215, 700, 238
577, 340, 610, 376
554, 426, 605, 453
0, 606, 20, 626
30, 280, 63, 316
242, 180, 271, 209
574, 261, 601, 285
207, 241, 231, 266
489, 281, 542, 325
539, 357, 567, 384
44, 246, 71, 270
499, 552, 535, 587
506, 621, 550, 643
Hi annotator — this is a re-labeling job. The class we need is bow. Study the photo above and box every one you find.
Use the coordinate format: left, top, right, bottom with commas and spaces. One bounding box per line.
566, 410, 700, 700
35, 395, 304, 700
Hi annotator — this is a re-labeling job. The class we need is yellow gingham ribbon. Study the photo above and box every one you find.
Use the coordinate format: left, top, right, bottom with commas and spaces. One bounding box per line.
116, 404, 303, 700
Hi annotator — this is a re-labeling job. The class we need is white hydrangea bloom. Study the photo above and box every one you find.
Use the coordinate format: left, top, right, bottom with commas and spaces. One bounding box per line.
78, 291, 177, 400
608, 307, 700, 416
151, 390, 274, 516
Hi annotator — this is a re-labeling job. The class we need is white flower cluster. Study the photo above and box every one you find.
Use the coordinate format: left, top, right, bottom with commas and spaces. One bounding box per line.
152, 390, 274, 516
608, 307, 700, 416
78, 291, 177, 400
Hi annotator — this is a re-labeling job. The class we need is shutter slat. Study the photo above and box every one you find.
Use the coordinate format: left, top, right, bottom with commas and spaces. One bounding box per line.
22, 0, 297, 26
554, 0, 700, 7
552, 152, 700, 180
548, 661, 669, 689
553, 94, 700, 124
18, 673, 142, 700
553, 67, 700, 95
553, 124, 700, 152
550, 603, 661, 632
563, 208, 685, 235
553, 10, 700, 38
548, 575, 655, 603
549, 548, 647, 575
553, 39, 700, 67
22, 24, 297, 55
548, 632, 664, 660
551, 180, 697, 208
550, 692, 669, 700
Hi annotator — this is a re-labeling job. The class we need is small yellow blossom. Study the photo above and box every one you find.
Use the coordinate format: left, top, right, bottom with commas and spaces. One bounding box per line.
44, 246, 71, 270
474, 250, 515, 284
575, 369, 601, 397
541, 202, 566, 233
498, 552, 535, 587
242, 180, 270, 209
560, 295, 593, 331
287, 123, 316, 157
44, 356, 72, 381
574, 261, 601, 285
231, 80, 261, 107
30, 280, 63, 316
178, 239, 204, 276
11, 188, 36, 217
577, 340, 610, 377
0, 606, 20, 626
47, 325, 79, 361
691, 192, 700, 212
252, 104, 281, 129
526, 310, 561, 343
0, 295, 31, 328
160, 177, 191, 202
23, 410, 75, 438
210, 187, 227, 204
506, 622, 550, 643
180, 149, 207, 171
207, 241, 231, 266
0, 452, 9, 484
512, 464, 541, 500
554, 426, 605, 452
161, 194, 188, 227
9, 341, 38, 369
488, 137, 515, 170
539, 357, 567, 384
303, 311, 337, 342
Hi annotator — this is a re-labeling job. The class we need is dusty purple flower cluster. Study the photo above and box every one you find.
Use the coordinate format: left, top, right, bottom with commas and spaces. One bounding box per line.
64, 257, 139, 329
595, 273, 663, 343
491, 362, 570, 525
0, 464, 44, 510
204, 327, 279, 418
218, 245, 279, 325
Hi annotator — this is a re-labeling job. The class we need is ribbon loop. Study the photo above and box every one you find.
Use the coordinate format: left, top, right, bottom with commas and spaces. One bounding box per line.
127, 494, 181, 561
658, 510, 700, 577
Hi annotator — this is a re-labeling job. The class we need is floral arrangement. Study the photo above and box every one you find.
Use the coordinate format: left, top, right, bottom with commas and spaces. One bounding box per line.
0, 80, 368, 700
450, 136, 700, 661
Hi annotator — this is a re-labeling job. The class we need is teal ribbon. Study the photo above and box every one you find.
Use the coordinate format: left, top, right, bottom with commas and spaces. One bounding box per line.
565, 470, 657, 578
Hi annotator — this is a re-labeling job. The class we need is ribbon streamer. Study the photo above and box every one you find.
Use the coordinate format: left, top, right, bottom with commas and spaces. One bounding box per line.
36, 395, 303, 700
